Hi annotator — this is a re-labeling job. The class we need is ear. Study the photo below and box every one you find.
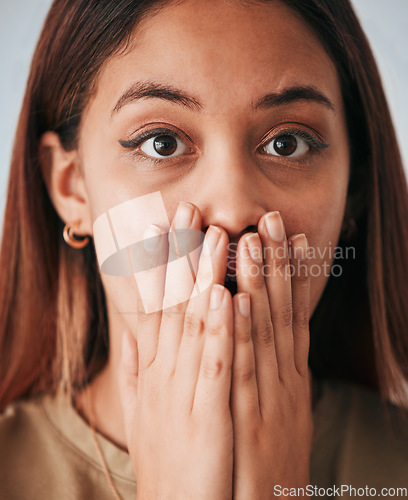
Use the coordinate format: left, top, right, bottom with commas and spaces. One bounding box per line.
39, 131, 93, 236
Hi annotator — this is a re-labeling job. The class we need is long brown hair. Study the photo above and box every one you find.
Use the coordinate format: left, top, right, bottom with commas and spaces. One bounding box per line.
1, 0, 408, 412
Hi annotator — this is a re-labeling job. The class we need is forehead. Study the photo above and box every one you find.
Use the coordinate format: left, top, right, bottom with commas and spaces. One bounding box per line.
93, 0, 342, 115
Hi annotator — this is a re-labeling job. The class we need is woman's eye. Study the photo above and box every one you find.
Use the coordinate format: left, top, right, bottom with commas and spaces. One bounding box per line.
139, 134, 188, 159
263, 134, 310, 158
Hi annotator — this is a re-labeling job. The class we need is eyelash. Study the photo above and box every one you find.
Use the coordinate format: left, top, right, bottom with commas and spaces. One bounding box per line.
119, 125, 329, 164
261, 127, 329, 153
119, 127, 188, 164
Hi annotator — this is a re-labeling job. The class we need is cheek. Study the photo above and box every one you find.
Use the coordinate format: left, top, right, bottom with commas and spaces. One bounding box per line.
90, 189, 176, 332
285, 178, 348, 315
101, 274, 139, 318
100, 274, 149, 340
83, 161, 149, 230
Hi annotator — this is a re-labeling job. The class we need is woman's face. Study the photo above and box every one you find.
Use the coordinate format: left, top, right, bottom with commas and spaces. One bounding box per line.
78, 0, 350, 331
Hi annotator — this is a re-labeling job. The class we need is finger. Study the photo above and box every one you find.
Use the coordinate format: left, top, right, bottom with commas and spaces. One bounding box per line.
259, 211, 295, 382
288, 234, 311, 377
192, 284, 233, 414
187, 224, 229, 317
155, 202, 203, 374
236, 233, 279, 393
116, 329, 139, 442
231, 292, 260, 421
173, 227, 228, 410
131, 225, 167, 371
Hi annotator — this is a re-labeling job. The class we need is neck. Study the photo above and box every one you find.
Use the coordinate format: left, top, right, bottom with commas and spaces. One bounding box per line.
74, 295, 130, 451
74, 359, 129, 451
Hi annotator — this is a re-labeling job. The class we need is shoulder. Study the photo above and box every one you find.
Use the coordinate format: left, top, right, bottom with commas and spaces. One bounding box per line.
0, 393, 50, 455
315, 376, 408, 430
0, 392, 93, 499
0, 394, 65, 484
311, 378, 408, 489
0, 391, 137, 499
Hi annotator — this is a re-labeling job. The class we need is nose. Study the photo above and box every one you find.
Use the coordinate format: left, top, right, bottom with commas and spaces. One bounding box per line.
193, 150, 267, 240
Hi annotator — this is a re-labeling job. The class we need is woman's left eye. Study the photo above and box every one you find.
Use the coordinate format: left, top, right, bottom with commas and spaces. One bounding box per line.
261, 130, 328, 158
263, 134, 309, 157
139, 134, 188, 159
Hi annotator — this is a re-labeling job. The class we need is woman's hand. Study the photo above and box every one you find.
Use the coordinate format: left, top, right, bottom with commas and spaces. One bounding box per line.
117, 202, 234, 500
231, 211, 314, 499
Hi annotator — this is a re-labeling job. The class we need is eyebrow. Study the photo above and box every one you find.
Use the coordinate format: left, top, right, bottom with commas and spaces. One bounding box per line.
111, 81, 335, 116
112, 81, 202, 115
253, 85, 335, 112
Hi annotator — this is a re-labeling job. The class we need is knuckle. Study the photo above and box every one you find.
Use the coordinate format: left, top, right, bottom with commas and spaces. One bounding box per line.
281, 374, 301, 406
184, 313, 205, 338
295, 268, 310, 283
207, 323, 229, 337
272, 258, 289, 275
273, 263, 292, 283
285, 389, 300, 415
201, 356, 223, 379
235, 364, 256, 384
137, 308, 161, 325
295, 306, 310, 330
249, 273, 265, 290
276, 303, 293, 328
162, 301, 185, 319
235, 327, 252, 344
256, 320, 274, 346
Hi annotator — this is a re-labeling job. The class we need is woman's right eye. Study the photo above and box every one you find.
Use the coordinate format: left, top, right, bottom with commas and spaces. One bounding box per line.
139, 134, 189, 159
119, 128, 191, 161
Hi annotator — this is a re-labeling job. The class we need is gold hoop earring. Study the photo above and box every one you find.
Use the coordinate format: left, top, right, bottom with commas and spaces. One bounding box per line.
63, 220, 90, 249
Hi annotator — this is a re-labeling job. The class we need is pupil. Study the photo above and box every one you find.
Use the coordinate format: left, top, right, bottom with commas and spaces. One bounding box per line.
154, 135, 177, 156
274, 135, 297, 156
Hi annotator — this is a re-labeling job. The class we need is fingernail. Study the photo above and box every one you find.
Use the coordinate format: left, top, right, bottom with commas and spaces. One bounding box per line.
246, 233, 263, 263
238, 293, 250, 317
210, 284, 225, 310
203, 225, 222, 256
291, 234, 308, 259
265, 211, 285, 242
174, 201, 194, 229
143, 224, 162, 253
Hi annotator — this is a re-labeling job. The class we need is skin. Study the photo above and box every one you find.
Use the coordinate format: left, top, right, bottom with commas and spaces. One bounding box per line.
40, 0, 350, 496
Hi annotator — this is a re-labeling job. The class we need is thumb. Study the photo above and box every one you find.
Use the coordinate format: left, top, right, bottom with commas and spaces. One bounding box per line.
117, 329, 139, 437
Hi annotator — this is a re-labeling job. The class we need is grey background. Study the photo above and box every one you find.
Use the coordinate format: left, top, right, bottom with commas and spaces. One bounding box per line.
1, 0, 407, 231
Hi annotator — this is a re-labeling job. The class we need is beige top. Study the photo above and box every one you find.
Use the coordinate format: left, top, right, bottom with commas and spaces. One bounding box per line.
1, 378, 408, 499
